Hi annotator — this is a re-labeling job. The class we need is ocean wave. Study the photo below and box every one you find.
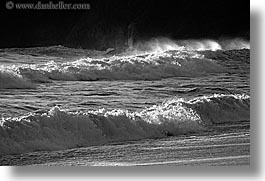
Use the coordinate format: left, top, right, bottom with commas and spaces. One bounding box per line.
199, 49, 250, 73
0, 94, 249, 156
0, 44, 249, 88
200, 49, 250, 63
0, 67, 35, 89
1, 50, 225, 84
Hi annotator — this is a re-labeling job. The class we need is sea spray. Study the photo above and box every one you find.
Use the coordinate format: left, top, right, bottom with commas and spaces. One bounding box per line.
131, 38, 249, 54
0, 49, 225, 86
0, 44, 250, 89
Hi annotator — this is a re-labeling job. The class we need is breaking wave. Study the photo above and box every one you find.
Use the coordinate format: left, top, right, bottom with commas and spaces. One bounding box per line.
0, 67, 35, 89
200, 49, 250, 62
0, 49, 225, 86
0, 39, 249, 89
0, 94, 249, 156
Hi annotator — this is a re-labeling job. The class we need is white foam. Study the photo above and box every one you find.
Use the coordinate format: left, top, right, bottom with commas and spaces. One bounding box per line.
131, 38, 249, 54
4, 49, 224, 83
0, 94, 249, 156
0, 67, 35, 89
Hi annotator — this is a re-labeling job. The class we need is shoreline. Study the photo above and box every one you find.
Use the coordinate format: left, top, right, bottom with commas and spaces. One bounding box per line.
0, 131, 250, 166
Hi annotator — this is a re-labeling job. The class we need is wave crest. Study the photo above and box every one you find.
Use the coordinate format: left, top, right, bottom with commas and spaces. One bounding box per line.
0, 67, 35, 89
4, 50, 225, 83
0, 94, 249, 156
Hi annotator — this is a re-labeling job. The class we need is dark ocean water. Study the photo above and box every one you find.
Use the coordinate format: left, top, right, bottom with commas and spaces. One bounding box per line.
0, 40, 250, 164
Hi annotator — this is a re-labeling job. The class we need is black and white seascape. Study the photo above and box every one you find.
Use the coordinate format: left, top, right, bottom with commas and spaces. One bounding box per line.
0, 0, 250, 166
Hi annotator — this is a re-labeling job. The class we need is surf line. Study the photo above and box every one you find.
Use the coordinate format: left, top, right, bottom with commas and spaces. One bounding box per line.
91, 155, 250, 166
131, 155, 250, 166
139, 142, 250, 151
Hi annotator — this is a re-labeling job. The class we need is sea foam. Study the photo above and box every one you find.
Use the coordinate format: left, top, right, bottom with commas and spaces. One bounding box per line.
0, 67, 35, 89
0, 94, 249, 156
2, 49, 225, 85
0, 42, 249, 89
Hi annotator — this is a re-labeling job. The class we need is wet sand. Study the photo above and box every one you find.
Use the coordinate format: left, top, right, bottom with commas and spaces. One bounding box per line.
0, 131, 250, 166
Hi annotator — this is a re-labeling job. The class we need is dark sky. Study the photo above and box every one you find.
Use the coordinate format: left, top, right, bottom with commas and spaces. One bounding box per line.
0, 0, 250, 48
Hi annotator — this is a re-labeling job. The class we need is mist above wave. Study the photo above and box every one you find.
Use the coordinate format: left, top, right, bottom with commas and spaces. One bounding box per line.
0, 94, 249, 156
130, 38, 249, 54
0, 38, 249, 88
